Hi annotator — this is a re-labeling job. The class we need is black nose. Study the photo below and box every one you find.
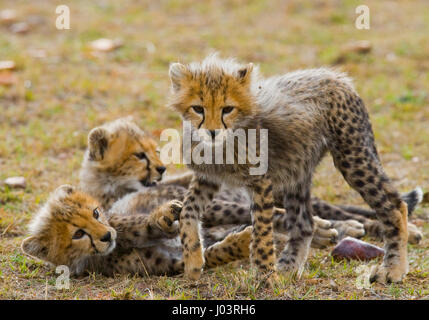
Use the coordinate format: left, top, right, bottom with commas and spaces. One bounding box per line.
209, 130, 218, 139
100, 232, 111, 242
156, 166, 166, 175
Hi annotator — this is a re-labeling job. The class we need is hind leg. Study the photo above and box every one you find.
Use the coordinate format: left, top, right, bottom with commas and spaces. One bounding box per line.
204, 226, 252, 268
327, 89, 409, 283
332, 148, 408, 283
275, 182, 314, 278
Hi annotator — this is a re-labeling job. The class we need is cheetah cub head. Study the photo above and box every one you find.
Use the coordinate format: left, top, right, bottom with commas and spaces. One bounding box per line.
21, 185, 116, 271
80, 117, 166, 194
168, 54, 258, 145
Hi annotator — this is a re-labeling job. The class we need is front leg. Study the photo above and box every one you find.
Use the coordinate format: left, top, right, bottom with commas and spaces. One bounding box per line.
180, 176, 219, 280
108, 200, 182, 248
160, 171, 194, 188
249, 178, 277, 273
276, 183, 314, 278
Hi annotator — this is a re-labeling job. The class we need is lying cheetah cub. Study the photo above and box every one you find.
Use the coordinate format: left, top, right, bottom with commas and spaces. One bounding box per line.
21, 184, 255, 276
169, 54, 415, 283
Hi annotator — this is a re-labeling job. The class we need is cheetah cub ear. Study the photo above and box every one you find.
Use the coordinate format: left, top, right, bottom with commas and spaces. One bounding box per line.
169, 62, 189, 92
50, 184, 76, 204
54, 184, 75, 197
88, 127, 110, 161
236, 63, 254, 84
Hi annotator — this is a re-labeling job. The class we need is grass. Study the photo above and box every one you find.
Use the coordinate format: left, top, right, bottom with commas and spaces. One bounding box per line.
0, 0, 428, 299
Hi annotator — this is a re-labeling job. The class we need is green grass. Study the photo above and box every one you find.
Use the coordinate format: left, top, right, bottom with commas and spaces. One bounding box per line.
0, 0, 428, 299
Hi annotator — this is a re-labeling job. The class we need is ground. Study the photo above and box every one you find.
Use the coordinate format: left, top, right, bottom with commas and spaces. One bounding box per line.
0, 0, 428, 300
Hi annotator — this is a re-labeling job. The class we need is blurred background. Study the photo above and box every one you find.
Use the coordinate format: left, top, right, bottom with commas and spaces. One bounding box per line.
0, 0, 428, 299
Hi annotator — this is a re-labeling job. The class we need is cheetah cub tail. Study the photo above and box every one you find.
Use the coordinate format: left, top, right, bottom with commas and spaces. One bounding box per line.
402, 187, 423, 216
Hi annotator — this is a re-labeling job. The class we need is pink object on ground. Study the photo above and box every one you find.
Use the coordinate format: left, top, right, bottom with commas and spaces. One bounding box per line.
331, 237, 384, 261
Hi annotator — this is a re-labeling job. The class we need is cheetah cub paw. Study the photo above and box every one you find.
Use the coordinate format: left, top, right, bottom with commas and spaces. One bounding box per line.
153, 200, 182, 236
407, 222, 423, 244
331, 219, 365, 240
369, 262, 408, 284
311, 216, 339, 249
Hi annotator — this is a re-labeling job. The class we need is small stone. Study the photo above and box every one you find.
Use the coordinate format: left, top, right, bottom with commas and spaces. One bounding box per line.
331, 237, 384, 261
0, 60, 16, 71
4, 176, 26, 189
0, 9, 17, 24
343, 40, 372, 54
334, 40, 372, 64
89, 38, 123, 52
329, 279, 338, 292
10, 21, 29, 34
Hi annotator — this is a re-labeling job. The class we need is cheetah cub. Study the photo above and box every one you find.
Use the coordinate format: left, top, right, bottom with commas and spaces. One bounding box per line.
21, 184, 254, 276
168, 54, 411, 283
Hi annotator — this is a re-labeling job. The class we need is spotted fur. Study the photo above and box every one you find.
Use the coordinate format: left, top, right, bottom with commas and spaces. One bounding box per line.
168, 54, 413, 283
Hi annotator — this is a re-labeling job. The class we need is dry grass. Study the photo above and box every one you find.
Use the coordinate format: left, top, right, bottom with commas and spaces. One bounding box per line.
0, 0, 428, 300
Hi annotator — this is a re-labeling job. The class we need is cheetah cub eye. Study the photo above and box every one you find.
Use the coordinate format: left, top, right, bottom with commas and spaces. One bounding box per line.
134, 152, 147, 160
222, 106, 235, 114
93, 207, 100, 219
72, 229, 86, 240
191, 105, 204, 114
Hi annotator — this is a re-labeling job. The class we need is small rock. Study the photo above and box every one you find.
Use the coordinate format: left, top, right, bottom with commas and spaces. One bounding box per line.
329, 279, 338, 292
334, 40, 372, 64
0, 9, 17, 24
331, 237, 384, 261
10, 21, 29, 34
4, 176, 26, 189
0, 60, 16, 71
89, 38, 123, 52
343, 40, 372, 54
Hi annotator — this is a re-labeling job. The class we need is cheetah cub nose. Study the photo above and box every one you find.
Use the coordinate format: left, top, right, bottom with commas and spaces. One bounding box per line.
156, 166, 166, 175
100, 232, 111, 242
209, 130, 218, 139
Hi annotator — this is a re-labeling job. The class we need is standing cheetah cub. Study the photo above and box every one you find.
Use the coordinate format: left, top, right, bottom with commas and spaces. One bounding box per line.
168, 54, 410, 283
